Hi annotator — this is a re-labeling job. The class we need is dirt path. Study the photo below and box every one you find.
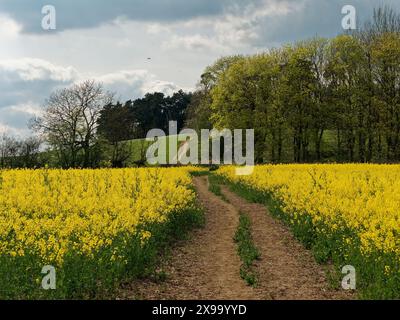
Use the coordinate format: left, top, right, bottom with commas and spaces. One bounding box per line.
120, 176, 351, 300
119, 176, 261, 299
220, 185, 352, 300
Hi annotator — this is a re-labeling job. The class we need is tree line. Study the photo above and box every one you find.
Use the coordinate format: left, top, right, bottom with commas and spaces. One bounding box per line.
0, 134, 43, 168
0, 82, 192, 168
187, 6, 400, 164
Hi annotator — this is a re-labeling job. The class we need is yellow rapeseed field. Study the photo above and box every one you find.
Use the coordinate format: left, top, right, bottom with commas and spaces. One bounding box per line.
217, 164, 400, 298
0, 167, 196, 264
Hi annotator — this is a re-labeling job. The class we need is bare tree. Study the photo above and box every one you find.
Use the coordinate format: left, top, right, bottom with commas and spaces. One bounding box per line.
19, 136, 42, 168
357, 5, 400, 42
32, 80, 113, 168
0, 133, 9, 167
0, 134, 18, 168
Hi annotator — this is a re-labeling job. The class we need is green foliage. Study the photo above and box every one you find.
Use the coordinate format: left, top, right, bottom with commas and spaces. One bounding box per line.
189, 170, 209, 177
207, 174, 223, 196
185, 56, 245, 134
131, 90, 192, 139
234, 212, 260, 286
190, 21, 400, 164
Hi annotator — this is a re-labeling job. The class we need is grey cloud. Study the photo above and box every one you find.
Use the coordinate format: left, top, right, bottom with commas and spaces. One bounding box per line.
0, 104, 40, 135
253, 0, 400, 46
0, 59, 77, 109
0, 59, 77, 135
0, 0, 263, 33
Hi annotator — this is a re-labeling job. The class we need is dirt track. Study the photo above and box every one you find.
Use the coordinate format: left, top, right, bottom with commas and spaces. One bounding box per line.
220, 185, 351, 300
119, 176, 352, 300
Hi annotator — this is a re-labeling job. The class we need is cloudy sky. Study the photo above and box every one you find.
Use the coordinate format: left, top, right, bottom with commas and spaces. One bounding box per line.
0, 0, 399, 136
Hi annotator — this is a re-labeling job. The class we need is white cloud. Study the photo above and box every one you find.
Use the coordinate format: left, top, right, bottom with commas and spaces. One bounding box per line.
0, 58, 187, 135
97, 69, 188, 99
165, 34, 225, 51
0, 102, 42, 137
208, 0, 304, 48
146, 23, 171, 35
0, 58, 78, 82
0, 14, 21, 39
0, 121, 31, 137
8, 103, 43, 116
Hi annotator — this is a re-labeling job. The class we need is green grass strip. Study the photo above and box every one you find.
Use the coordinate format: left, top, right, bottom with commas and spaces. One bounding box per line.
234, 212, 260, 286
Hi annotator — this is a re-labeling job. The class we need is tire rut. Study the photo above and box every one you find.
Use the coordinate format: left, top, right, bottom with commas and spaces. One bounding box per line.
220, 185, 353, 300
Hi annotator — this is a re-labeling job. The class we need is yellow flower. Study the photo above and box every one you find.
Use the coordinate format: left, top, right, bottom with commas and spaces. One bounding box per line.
0, 167, 200, 264
217, 164, 400, 258
140, 231, 152, 246
384, 266, 391, 275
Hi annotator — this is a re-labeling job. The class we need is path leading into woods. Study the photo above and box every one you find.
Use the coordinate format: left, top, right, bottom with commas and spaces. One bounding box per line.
119, 176, 352, 300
